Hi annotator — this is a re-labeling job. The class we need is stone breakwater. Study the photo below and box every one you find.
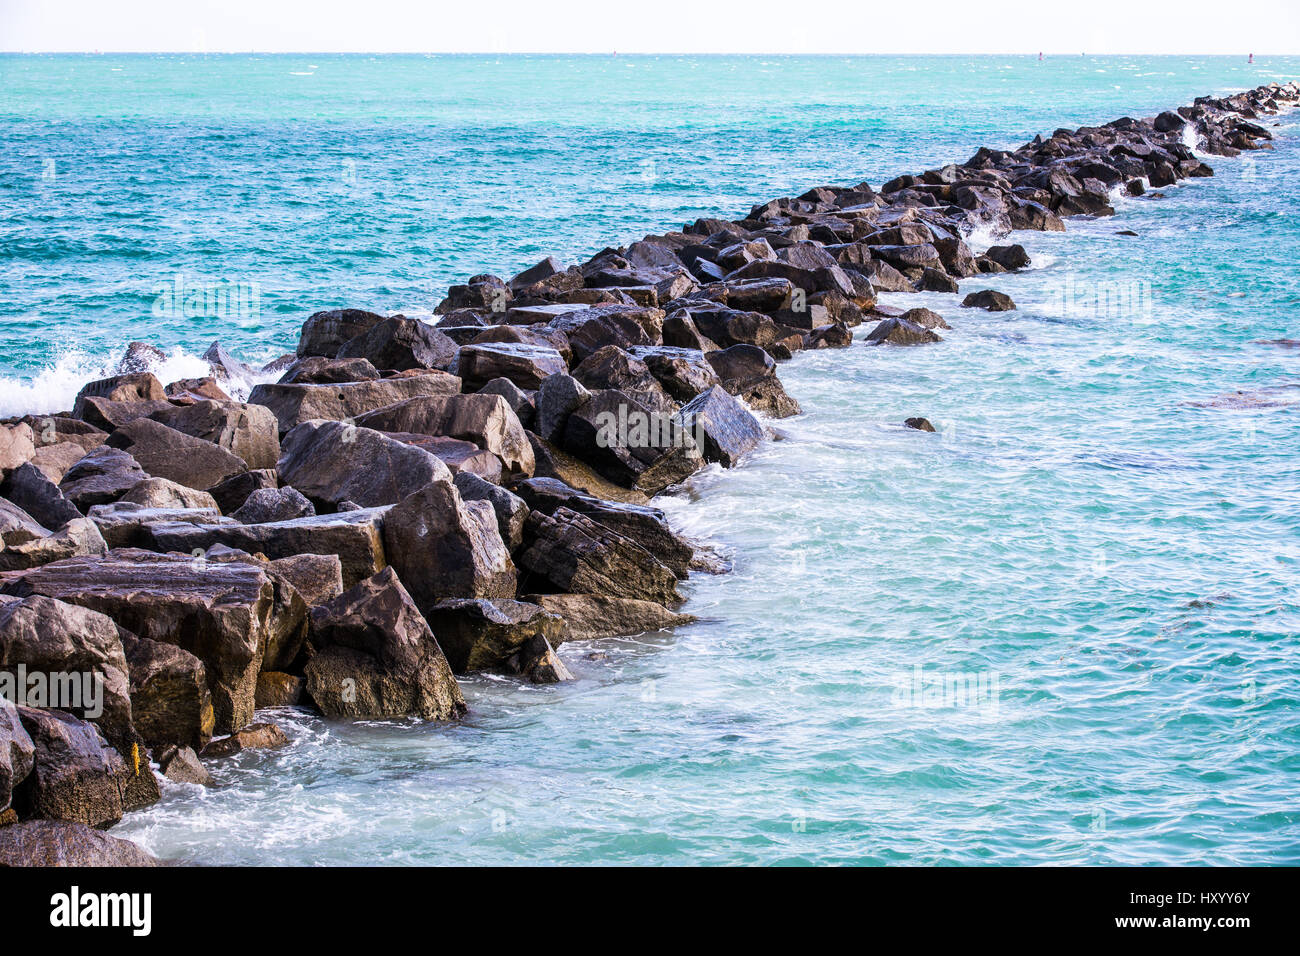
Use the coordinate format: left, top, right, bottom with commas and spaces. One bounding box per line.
0, 81, 1295, 866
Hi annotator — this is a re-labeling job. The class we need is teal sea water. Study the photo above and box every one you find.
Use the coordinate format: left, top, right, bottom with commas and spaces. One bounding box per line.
3, 54, 1299, 864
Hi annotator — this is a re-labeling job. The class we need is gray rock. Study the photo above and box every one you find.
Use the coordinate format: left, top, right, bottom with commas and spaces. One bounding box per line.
106, 418, 247, 491
0, 819, 159, 866
150, 400, 281, 471
230, 486, 315, 524
453, 471, 529, 552
248, 373, 461, 434
59, 446, 149, 511
674, 385, 763, 468
336, 316, 459, 372
424, 599, 572, 683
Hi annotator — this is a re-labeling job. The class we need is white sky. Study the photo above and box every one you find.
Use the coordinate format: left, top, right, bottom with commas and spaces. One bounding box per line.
2, 0, 1298, 54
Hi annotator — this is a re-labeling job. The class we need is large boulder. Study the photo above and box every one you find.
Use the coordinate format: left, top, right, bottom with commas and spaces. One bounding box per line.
864, 317, 942, 346
2, 550, 278, 735
453, 471, 528, 552
0, 497, 46, 546
354, 393, 534, 477
336, 316, 459, 372
962, 289, 1016, 311
230, 486, 315, 524
304, 568, 466, 720
561, 390, 703, 495
673, 385, 763, 467
86, 502, 233, 550
1, 700, 34, 812
12, 708, 134, 828
277, 420, 451, 510
527, 434, 651, 505
278, 355, 381, 385
382, 482, 516, 615
629, 346, 721, 403
58, 446, 149, 511
572, 346, 677, 418
704, 345, 801, 418
0, 423, 35, 474
455, 343, 567, 391
383, 433, 504, 484
120, 476, 219, 511
263, 553, 344, 607
145, 508, 388, 588
534, 373, 591, 443
296, 308, 388, 358
248, 372, 461, 434
106, 418, 247, 490
530, 593, 696, 640
207, 469, 278, 514
150, 400, 280, 471
2, 465, 83, 531
0, 517, 107, 572
424, 599, 572, 683
515, 477, 694, 577
518, 507, 681, 606
0, 819, 159, 866
120, 632, 214, 753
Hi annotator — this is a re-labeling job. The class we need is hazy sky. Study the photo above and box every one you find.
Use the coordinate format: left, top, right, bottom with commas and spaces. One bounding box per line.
2, 0, 1298, 54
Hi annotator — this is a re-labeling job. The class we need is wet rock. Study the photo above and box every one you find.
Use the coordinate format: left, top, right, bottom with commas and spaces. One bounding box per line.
255, 672, 303, 708
546, 304, 662, 363
0, 819, 159, 866
898, 307, 951, 330
456, 343, 567, 391
58, 446, 148, 512
207, 469, 278, 515
864, 317, 942, 346
230, 486, 315, 524
518, 507, 681, 607
13, 708, 133, 828
453, 471, 528, 552
984, 244, 1031, 271
424, 599, 572, 683
703, 344, 801, 417
904, 417, 937, 432
526, 433, 651, 505
561, 390, 703, 496
336, 316, 459, 372
383, 433, 504, 484
353, 393, 534, 477
73, 373, 167, 411
305, 568, 466, 720
529, 593, 697, 640
277, 419, 450, 510
202, 721, 289, 757
248, 373, 462, 434
296, 308, 389, 358
630, 346, 721, 403
165, 377, 231, 404
673, 384, 764, 467
3, 549, 278, 735
962, 289, 1017, 311
157, 745, 215, 786
106, 418, 247, 491
535, 373, 591, 443
202, 342, 257, 385
508, 255, 565, 292
120, 632, 214, 752
150, 400, 280, 471
661, 312, 717, 351
115, 341, 167, 374
573, 346, 677, 418
382, 481, 517, 613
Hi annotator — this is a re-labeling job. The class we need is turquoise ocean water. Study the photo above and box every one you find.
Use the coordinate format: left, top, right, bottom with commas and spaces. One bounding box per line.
2, 54, 1298, 864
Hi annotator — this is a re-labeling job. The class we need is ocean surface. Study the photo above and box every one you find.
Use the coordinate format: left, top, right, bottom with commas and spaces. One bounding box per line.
3, 54, 1299, 865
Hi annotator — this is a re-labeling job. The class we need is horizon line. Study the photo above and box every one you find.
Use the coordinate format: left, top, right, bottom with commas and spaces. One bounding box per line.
1, 50, 1293, 57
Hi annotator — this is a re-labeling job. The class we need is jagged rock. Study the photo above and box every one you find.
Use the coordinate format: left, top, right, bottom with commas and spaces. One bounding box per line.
27, 441, 87, 484
526, 434, 650, 505
207, 469, 278, 514
962, 289, 1016, 311
0, 819, 159, 866
115, 341, 167, 374
277, 420, 450, 509
145, 508, 388, 588
263, 553, 344, 607
202, 342, 257, 385
150, 400, 280, 471
899, 307, 951, 330
561, 390, 703, 496
573, 346, 677, 418
518, 507, 681, 606
336, 316, 459, 372
916, 267, 960, 294
278, 356, 381, 385
354, 393, 534, 477
0, 424, 35, 474
630, 346, 721, 403
201, 721, 289, 757
165, 377, 231, 404
3, 549, 278, 735
86, 502, 233, 550
58, 446, 149, 511
1, 700, 34, 812
383, 433, 504, 483
0, 517, 107, 572
305, 568, 466, 719
904, 417, 937, 432
661, 312, 717, 351
673, 385, 763, 467
72, 397, 175, 433
424, 599, 572, 683
515, 477, 694, 577
13, 708, 134, 828
296, 308, 389, 357
157, 745, 215, 786
864, 317, 942, 346
230, 486, 315, 524
508, 255, 565, 292
456, 343, 567, 391
535, 373, 591, 442
546, 304, 662, 362
73, 373, 167, 412
382, 481, 516, 614
248, 373, 461, 434
810, 322, 854, 348
120, 476, 220, 512
255, 672, 303, 708
0, 498, 45, 546
704, 345, 801, 417
476, 377, 536, 429
106, 419, 247, 490
120, 632, 213, 752
453, 471, 528, 551
529, 593, 697, 640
